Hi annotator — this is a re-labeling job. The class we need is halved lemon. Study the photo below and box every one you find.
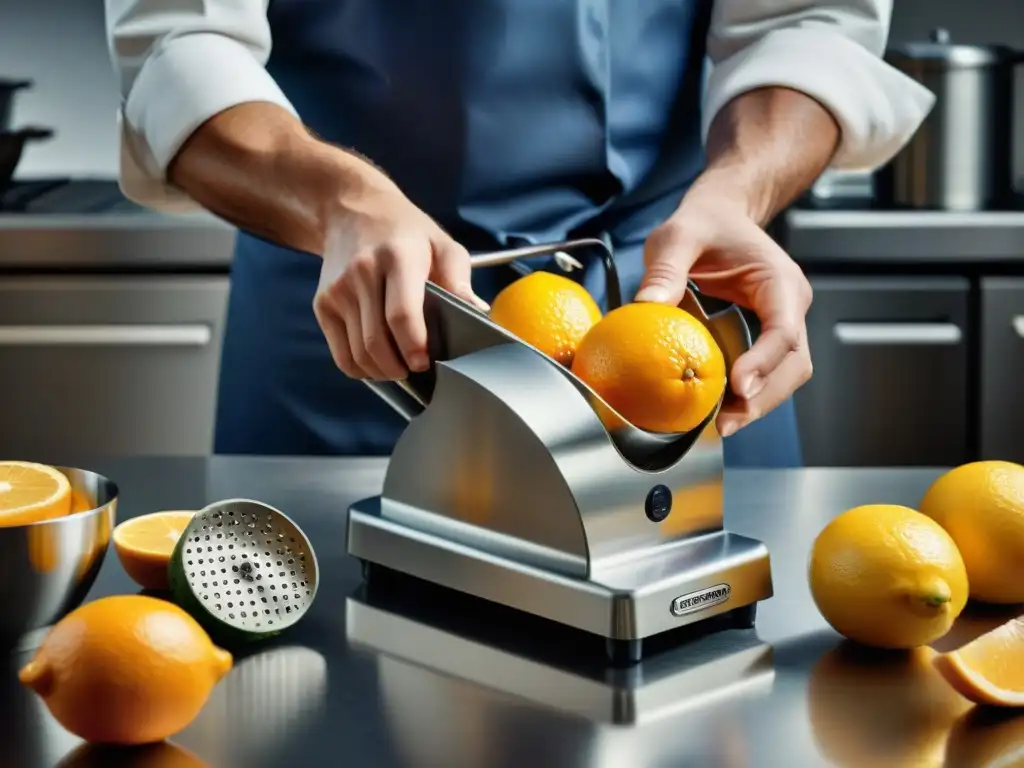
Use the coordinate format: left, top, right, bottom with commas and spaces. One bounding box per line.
113, 511, 196, 591
933, 616, 1024, 706
0, 461, 72, 526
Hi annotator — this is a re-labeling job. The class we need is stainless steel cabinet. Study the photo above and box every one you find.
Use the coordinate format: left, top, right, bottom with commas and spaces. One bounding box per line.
0, 276, 229, 458
980, 278, 1024, 463
795, 277, 971, 467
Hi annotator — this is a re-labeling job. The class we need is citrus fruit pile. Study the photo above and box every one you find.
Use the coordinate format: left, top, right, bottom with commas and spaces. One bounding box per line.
0, 460, 252, 748
808, 459, 1024, 708
0, 457, 195, 593
489, 272, 726, 434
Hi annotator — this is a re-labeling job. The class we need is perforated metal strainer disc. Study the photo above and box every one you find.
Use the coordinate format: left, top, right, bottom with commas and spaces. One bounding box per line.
169, 499, 319, 640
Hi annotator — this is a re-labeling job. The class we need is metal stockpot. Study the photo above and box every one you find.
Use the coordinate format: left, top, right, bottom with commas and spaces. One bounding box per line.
877, 28, 1023, 211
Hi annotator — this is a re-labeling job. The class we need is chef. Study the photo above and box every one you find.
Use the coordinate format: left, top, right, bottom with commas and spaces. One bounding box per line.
104, 0, 931, 465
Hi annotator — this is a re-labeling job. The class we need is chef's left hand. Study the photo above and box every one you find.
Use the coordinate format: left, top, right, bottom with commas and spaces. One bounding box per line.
635, 176, 813, 438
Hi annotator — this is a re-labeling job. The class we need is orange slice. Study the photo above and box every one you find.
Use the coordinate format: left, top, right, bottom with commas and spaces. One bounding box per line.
113, 510, 195, 592
0, 461, 72, 526
933, 616, 1024, 706
69, 489, 95, 515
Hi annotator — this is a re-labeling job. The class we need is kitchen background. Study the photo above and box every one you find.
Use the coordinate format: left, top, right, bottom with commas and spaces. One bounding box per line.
1, 0, 1022, 466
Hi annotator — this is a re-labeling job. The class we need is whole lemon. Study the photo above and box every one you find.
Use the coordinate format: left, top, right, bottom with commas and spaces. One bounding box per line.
918, 460, 1024, 604
489, 271, 602, 367
19, 594, 233, 745
808, 504, 969, 649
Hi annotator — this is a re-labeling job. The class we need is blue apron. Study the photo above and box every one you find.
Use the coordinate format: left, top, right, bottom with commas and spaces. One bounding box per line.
214, 0, 803, 468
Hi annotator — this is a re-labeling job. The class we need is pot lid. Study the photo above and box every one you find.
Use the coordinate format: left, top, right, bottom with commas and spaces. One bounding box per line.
886, 28, 1018, 67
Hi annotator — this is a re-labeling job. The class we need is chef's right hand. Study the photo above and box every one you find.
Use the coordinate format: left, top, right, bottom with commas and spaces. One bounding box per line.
313, 171, 489, 381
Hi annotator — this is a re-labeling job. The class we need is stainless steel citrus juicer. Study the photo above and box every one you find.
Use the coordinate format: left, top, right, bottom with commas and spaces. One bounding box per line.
169, 499, 319, 644
346, 238, 773, 664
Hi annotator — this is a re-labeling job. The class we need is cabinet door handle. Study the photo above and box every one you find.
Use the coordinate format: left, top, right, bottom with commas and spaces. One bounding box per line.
0, 324, 212, 347
1013, 316, 1024, 339
833, 322, 962, 346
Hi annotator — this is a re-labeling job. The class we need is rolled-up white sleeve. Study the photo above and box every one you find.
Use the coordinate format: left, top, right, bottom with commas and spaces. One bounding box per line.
105, 0, 298, 212
703, 0, 935, 171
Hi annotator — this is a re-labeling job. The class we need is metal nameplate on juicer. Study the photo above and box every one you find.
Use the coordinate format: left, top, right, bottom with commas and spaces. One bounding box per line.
348, 237, 774, 665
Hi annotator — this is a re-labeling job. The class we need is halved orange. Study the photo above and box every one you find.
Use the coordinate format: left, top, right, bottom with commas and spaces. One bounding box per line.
113, 511, 195, 591
933, 616, 1024, 706
0, 461, 72, 526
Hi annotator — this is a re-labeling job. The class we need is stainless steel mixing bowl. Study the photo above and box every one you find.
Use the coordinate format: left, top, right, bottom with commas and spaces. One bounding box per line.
0, 467, 118, 650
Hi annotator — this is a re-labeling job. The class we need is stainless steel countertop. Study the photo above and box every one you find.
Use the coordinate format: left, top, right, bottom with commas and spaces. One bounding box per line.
782, 207, 1024, 264
6, 456, 1020, 768
0, 211, 236, 270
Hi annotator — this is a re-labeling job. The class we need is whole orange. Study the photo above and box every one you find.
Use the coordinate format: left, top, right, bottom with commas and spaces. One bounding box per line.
19, 594, 233, 745
571, 302, 726, 434
489, 271, 602, 366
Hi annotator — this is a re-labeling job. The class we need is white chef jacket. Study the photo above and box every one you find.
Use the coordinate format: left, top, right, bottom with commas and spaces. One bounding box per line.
104, 0, 934, 213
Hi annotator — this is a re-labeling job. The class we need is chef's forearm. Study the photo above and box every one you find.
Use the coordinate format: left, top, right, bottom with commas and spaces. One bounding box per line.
168, 102, 380, 256
694, 87, 841, 226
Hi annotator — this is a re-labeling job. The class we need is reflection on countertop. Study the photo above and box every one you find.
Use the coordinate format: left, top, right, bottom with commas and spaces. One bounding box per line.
799, 601, 1024, 768
346, 577, 775, 768
55, 742, 211, 768
179, 644, 329, 767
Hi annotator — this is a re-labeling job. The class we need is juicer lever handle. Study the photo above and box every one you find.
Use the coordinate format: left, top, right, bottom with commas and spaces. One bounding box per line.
362, 379, 427, 423
360, 237, 623, 423
470, 237, 623, 310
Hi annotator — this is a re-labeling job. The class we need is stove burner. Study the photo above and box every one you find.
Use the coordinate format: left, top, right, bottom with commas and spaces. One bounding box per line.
0, 178, 142, 214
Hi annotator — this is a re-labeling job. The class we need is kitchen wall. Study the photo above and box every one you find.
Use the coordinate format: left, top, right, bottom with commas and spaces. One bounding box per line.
0, 0, 119, 176
3, 0, 1024, 178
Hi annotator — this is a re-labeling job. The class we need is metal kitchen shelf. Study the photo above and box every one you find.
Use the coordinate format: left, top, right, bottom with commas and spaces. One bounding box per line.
782, 208, 1024, 263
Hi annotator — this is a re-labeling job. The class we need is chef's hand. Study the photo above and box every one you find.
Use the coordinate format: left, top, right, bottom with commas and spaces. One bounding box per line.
313, 173, 489, 381
635, 179, 813, 438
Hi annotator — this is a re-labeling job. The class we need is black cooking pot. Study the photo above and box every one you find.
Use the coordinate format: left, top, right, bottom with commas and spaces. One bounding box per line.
0, 127, 55, 191
0, 79, 33, 134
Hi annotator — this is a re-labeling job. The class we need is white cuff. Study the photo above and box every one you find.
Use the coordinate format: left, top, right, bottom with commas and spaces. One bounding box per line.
119, 32, 298, 212
702, 27, 935, 172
